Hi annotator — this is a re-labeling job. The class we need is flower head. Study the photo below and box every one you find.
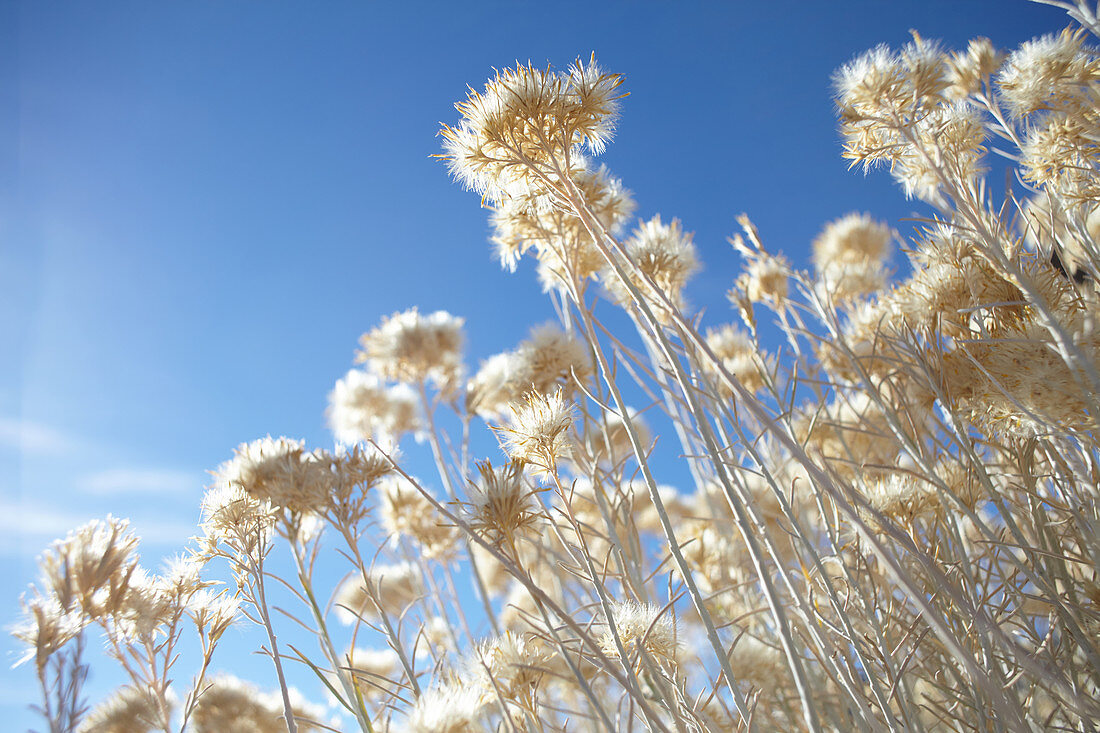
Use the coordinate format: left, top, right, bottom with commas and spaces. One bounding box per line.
599, 601, 678, 670
468, 631, 550, 702
468, 324, 591, 419
191, 674, 325, 733
704, 324, 768, 395
441, 55, 623, 204
79, 685, 165, 733
496, 389, 576, 473
812, 212, 893, 301
327, 369, 421, 446
39, 516, 140, 619
997, 27, 1100, 117
492, 164, 634, 283
379, 475, 458, 560
213, 437, 334, 515
604, 215, 699, 314
946, 37, 1002, 99
356, 308, 465, 393
405, 684, 488, 733
463, 459, 543, 548
11, 594, 88, 670
334, 562, 423, 623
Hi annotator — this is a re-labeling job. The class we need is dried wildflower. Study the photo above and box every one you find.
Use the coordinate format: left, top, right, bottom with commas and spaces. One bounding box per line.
599, 601, 678, 669
346, 647, 401, 701
79, 685, 164, 733
727, 633, 786, 690
813, 212, 892, 301
704, 324, 768, 395
39, 516, 140, 619
499, 582, 544, 634
522, 324, 594, 395
946, 37, 1002, 99
940, 315, 1099, 438
186, 588, 239, 641
334, 562, 423, 623
379, 475, 458, 560
470, 630, 549, 702
817, 298, 896, 381
815, 213, 892, 266
895, 101, 987, 201
604, 215, 699, 314
676, 517, 750, 597
212, 436, 335, 515
192, 674, 324, 733
496, 388, 576, 473
835, 36, 948, 122
749, 256, 792, 306
441, 55, 623, 203
463, 459, 543, 548
634, 484, 691, 534
467, 351, 526, 419
835, 35, 989, 205
309, 443, 393, 526
997, 27, 1100, 117
200, 479, 275, 549
1021, 195, 1100, 283
731, 231, 790, 307
860, 461, 980, 522
422, 615, 454, 651
327, 368, 421, 445
356, 308, 465, 393
796, 392, 907, 478
1020, 109, 1100, 206
469, 542, 513, 596
591, 406, 650, 466
491, 164, 634, 286
11, 594, 88, 669
109, 566, 177, 641
885, 225, 1024, 337
405, 683, 488, 733
558, 477, 670, 564
468, 324, 592, 419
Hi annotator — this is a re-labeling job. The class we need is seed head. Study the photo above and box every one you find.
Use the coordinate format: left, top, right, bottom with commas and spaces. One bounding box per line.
334, 562, 423, 623
191, 674, 325, 733
605, 215, 699, 314
39, 516, 140, 620
704, 324, 768, 395
468, 324, 591, 419
946, 38, 1002, 99
11, 594, 88, 670
79, 685, 164, 733
463, 459, 543, 548
327, 368, 421, 446
356, 308, 465, 393
441, 55, 623, 204
469, 631, 549, 702
599, 601, 678, 670
496, 389, 576, 474
405, 683, 487, 733
379, 475, 458, 560
997, 27, 1100, 117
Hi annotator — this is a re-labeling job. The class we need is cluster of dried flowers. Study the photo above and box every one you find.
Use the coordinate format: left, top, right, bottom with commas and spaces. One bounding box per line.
15, 2, 1100, 730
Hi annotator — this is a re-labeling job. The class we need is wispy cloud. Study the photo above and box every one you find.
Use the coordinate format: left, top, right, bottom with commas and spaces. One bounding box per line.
76, 467, 200, 496
0, 500, 199, 558
0, 417, 81, 455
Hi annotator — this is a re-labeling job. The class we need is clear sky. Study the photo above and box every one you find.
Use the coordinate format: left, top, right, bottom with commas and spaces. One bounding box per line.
1, 0, 1071, 728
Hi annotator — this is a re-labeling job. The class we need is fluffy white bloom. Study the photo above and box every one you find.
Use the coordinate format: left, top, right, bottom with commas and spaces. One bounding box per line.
356, 308, 465, 393
599, 600, 678, 668
327, 368, 421, 445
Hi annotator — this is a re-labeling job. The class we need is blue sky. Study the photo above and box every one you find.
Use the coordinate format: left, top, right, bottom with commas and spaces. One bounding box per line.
1, 0, 1070, 728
